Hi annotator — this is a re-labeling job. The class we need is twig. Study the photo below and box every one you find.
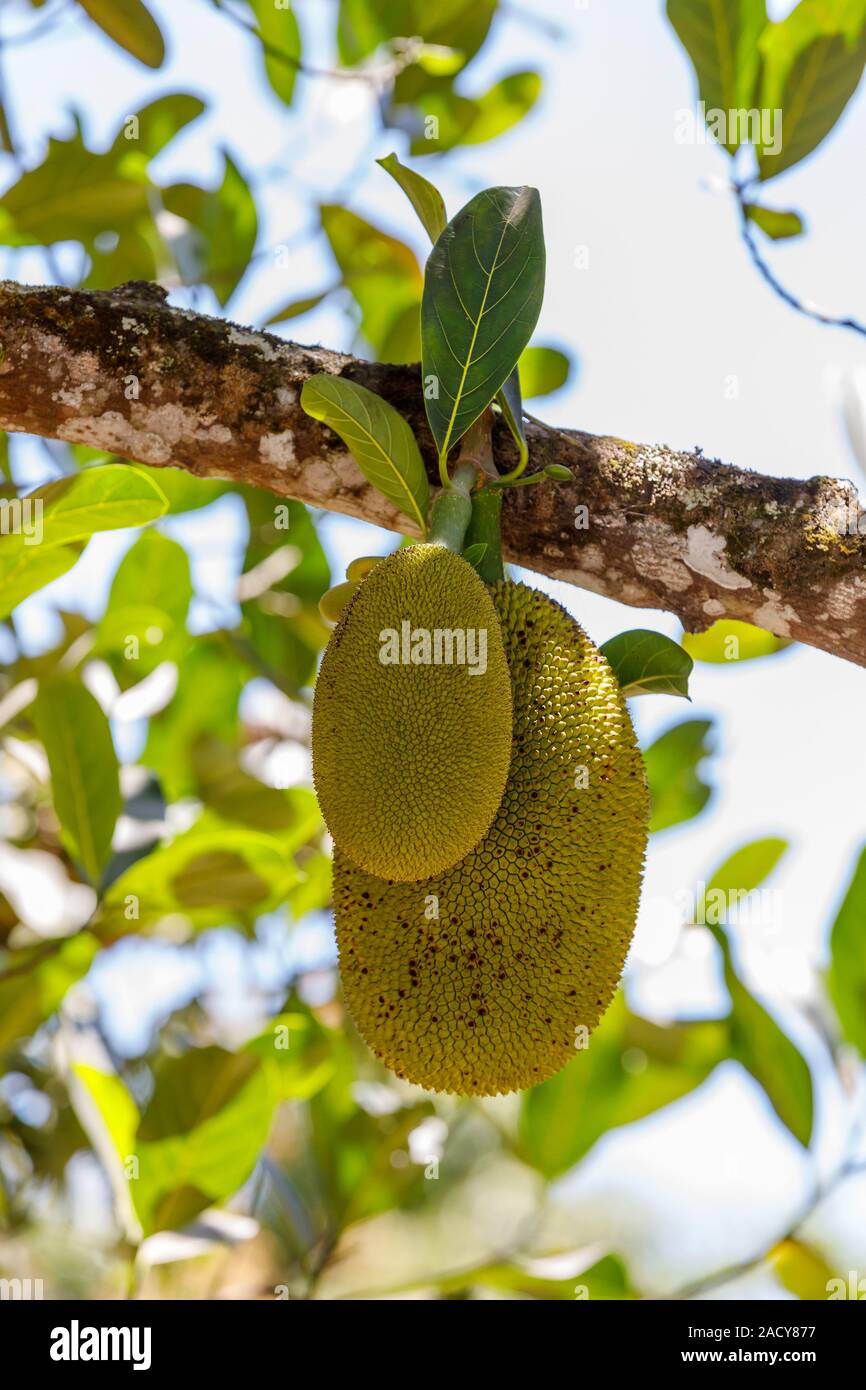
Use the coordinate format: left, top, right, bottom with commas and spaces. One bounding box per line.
735, 182, 866, 339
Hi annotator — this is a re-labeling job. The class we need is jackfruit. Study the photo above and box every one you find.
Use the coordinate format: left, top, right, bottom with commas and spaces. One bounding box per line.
313, 543, 513, 882
334, 581, 649, 1095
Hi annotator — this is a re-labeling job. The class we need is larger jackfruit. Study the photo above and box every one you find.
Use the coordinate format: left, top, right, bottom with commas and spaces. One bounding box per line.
313, 544, 512, 882
334, 582, 649, 1095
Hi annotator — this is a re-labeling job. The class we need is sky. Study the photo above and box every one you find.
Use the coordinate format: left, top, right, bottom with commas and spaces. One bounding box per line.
2, 0, 866, 1293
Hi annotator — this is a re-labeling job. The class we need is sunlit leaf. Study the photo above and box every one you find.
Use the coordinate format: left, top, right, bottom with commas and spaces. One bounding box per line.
77, 0, 165, 68
32, 681, 121, 884
377, 151, 447, 242
682, 618, 791, 662
301, 374, 429, 533
1, 466, 167, 558
0, 543, 82, 619
827, 844, 866, 1054
667, 0, 768, 152
518, 344, 572, 398
249, 0, 301, 106
758, 1, 866, 178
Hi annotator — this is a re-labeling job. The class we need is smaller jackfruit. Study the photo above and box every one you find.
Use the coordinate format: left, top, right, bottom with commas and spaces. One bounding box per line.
313, 543, 513, 882
334, 582, 650, 1095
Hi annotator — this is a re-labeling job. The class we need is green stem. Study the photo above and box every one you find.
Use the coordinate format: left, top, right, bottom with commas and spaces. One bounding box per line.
427, 461, 475, 553
465, 486, 505, 583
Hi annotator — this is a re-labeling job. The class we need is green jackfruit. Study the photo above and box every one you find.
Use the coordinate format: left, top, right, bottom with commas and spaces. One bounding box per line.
334, 582, 650, 1095
313, 544, 512, 882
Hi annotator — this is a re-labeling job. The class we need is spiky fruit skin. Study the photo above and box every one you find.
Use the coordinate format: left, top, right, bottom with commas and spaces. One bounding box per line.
313, 544, 512, 883
334, 582, 650, 1095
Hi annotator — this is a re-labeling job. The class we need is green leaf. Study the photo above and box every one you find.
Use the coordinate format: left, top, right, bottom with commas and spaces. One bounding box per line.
0, 935, 96, 1055
682, 618, 792, 662
643, 717, 715, 833
97, 530, 192, 681
339, 0, 495, 70
1, 466, 167, 560
461, 541, 487, 569
667, 0, 769, 152
405, 70, 542, 155
163, 153, 258, 305
702, 837, 788, 904
125, 1046, 283, 1233
319, 204, 422, 362
520, 994, 726, 1176
249, 0, 301, 106
714, 924, 813, 1145
421, 186, 545, 463
32, 681, 121, 884
496, 368, 529, 471
518, 344, 572, 398
600, 629, 693, 698
144, 638, 244, 799
109, 93, 206, 160
827, 845, 866, 1054
99, 814, 301, 932
76, 0, 165, 68
301, 374, 429, 534
0, 543, 82, 619
743, 203, 805, 239
377, 152, 447, 242
265, 290, 332, 325
758, 1, 866, 178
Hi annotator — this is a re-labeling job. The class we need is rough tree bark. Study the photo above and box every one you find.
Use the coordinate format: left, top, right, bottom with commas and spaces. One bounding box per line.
1, 279, 864, 666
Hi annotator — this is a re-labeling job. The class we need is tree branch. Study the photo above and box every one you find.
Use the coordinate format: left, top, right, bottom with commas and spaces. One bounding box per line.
0, 279, 864, 666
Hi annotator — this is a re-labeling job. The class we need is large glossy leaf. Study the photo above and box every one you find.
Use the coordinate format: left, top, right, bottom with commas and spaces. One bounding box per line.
643, 717, 715, 832
144, 638, 245, 800
601, 629, 693, 698
249, 0, 302, 106
77, 0, 165, 68
301, 374, 429, 533
108, 93, 205, 160
32, 681, 121, 885
421, 186, 545, 462
827, 845, 866, 1054
667, 0, 768, 151
758, 1, 866, 178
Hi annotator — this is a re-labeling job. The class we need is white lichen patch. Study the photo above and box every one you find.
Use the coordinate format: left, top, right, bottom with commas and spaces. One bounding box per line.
752, 591, 800, 638
824, 575, 866, 620
276, 386, 297, 409
57, 403, 232, 464
577, 543, 605, 574
702, 598, 725, 617
630, 519, 694, 593
227, 325, 291, 363
259, 431, 296, 471
683, 524, 751, 591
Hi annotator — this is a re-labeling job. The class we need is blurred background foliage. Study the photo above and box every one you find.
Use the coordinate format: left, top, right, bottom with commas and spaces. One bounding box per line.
0, 0, 865, 1300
